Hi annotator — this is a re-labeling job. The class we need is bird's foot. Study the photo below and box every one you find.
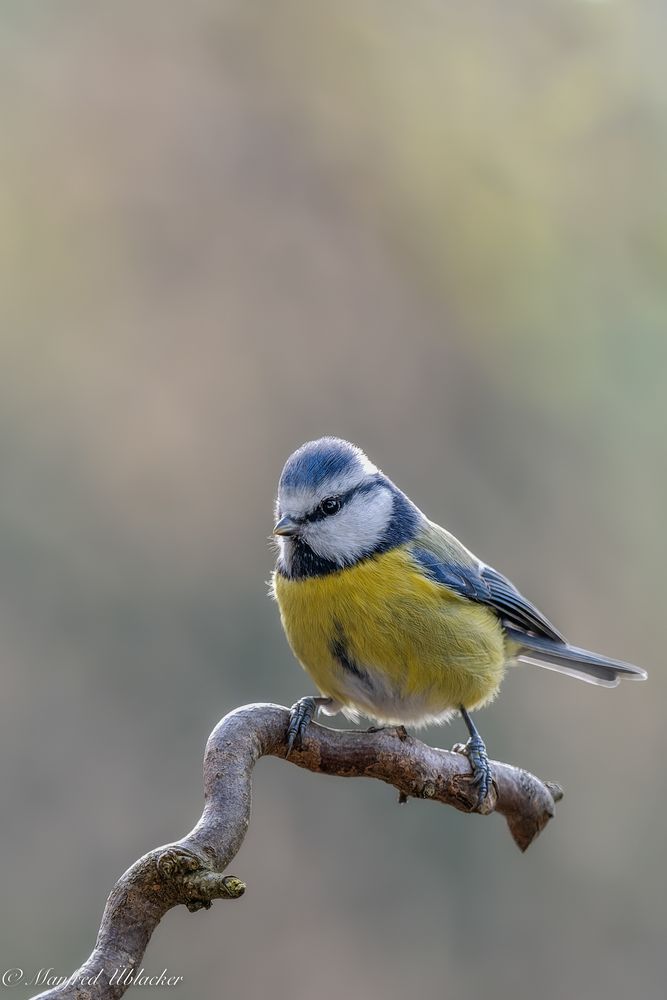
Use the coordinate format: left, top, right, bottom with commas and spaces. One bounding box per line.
454, 735, 493, 810
286, 696, 331, 755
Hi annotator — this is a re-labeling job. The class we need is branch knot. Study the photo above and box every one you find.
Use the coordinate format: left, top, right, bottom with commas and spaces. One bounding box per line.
156, 846, 245, 912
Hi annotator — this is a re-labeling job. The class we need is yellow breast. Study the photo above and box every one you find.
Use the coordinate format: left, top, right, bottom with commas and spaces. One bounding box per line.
273, 546, 506, 725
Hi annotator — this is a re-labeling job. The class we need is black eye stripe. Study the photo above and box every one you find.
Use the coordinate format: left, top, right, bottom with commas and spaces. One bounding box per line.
302, 487, 354, 523
292, 476, 382, 526
284, 473, 381, 524
306, 494, 345, 523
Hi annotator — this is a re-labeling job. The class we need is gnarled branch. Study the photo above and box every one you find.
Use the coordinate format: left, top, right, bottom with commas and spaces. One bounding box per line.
31, 702, 562, 1000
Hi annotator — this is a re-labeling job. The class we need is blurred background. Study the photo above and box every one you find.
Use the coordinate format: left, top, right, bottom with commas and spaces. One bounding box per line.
1, 2, 665, 998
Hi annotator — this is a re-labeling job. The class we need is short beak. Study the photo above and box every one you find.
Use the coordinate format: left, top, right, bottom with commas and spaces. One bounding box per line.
273, 515, 299, 537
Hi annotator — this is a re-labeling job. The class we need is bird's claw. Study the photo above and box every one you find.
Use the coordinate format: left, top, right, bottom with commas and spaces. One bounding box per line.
455, 734, 493, 810
286, 696, 318, 755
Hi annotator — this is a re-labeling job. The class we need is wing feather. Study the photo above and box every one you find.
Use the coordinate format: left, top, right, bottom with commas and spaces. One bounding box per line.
411, 521, 564, 642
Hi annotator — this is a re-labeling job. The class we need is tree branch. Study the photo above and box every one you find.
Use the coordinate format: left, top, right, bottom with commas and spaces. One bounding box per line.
30, 702, 562, 1000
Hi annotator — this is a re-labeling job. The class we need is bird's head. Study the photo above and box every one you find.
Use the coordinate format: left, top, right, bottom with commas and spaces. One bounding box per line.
273, 437, 421, 577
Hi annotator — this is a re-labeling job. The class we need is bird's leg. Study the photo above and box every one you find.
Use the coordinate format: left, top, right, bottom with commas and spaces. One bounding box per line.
456, 706, 493, 809
286, 696, 334, 755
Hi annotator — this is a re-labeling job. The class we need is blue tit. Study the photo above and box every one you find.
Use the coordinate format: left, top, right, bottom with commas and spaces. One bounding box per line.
271, 437, 647, 804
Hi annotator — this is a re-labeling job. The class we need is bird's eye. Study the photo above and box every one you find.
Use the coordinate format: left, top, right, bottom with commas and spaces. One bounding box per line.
319, 496, 341, 516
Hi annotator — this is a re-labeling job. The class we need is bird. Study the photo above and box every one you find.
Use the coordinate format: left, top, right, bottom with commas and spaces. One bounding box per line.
270, 437, 647, 806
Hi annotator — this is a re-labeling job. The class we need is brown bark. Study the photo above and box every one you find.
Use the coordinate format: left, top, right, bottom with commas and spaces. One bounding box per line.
30, 702, 562, 1000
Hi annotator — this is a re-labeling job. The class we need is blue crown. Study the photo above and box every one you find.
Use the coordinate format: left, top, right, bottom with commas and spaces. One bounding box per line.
280, 437, 364, 491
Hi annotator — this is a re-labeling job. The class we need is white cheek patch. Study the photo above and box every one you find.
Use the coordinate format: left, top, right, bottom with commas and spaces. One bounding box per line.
302, 486, 393, 564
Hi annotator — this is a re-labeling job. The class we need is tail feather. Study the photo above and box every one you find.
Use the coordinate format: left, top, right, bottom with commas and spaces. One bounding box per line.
505, 627, 647, 688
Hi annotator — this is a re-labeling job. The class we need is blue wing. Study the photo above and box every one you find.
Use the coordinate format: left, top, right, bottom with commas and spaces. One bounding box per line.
411, 524, 564, 643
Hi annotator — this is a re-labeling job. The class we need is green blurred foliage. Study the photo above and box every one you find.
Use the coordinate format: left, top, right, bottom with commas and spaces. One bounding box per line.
0, 2, 664, 998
